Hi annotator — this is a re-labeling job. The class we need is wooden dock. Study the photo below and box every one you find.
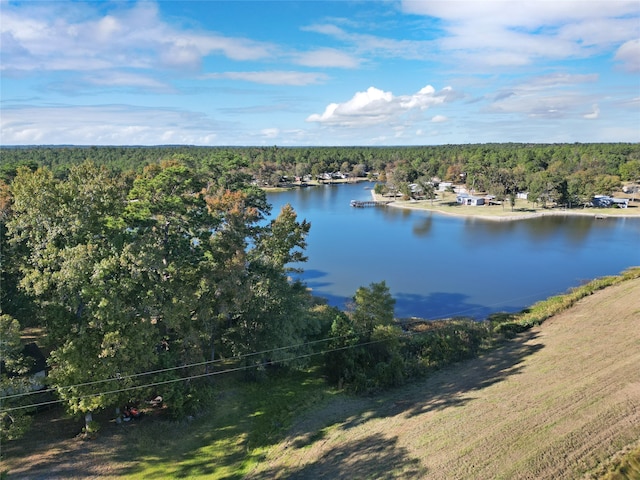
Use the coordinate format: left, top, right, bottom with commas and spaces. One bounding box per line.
350, 200, 392, 208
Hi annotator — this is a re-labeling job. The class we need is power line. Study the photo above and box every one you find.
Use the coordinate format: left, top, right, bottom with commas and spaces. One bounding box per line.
2, 277, 560, 407
2, 283, 558, 413
0, 332, 347, 401
0, 337, 382, 413
0, 316, 494, 414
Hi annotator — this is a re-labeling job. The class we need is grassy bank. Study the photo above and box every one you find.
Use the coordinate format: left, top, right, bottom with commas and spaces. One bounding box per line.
494, 266, 640, 331
247, 273, 640, 479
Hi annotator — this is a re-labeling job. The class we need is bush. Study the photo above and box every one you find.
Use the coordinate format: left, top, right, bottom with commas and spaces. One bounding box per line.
327, 316, 491, 393
403, 320, 489, 373
325, 316, 406, 393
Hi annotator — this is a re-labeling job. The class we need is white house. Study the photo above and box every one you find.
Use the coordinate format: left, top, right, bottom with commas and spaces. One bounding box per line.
456, 193, 485, 206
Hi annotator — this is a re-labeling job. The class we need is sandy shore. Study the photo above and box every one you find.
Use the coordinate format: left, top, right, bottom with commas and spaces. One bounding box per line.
370, 190, 640, 221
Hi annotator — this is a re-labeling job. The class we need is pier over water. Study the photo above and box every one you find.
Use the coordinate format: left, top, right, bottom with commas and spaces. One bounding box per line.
350, 200, 392, 208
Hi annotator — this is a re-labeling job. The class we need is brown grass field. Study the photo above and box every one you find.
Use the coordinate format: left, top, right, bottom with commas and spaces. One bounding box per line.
247, 277, 640, 479
2, 277, 639, 479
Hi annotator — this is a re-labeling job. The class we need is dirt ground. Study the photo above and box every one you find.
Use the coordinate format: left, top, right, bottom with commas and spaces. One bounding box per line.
2, 277, 639, 479
247, 277, 640, 479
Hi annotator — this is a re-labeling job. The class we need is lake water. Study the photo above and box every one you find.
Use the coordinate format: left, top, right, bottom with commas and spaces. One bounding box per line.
267, 182, 640, 320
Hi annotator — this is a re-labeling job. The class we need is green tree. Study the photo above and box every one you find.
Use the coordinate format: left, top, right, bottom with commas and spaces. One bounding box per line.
593, 174, 621, 196
567, 170, 596, 208
619, 160, 640, 183
527, 171, 565, 207
221, 203, 314, 374
0, 315, 35, 440
7, 163, 157, 428
326, 282, 400, 392
351, 281, 396, 339
416, 177, 436, 205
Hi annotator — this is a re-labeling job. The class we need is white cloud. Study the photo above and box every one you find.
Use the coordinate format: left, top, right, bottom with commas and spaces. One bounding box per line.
0, 2, 276, 77
203, 71, 328, 86
403, 1, 638, 26
302, 24, 347, 37
485, 73, 605, 119
0, 104, 225, 145
293, 48, 360, 68
583, 104, 600, 119
615, 39, 640, 72
303, 23, 433, 61
401, 0, 640, 68
307, 85, 451, 126
83, 72, 171, 91
523, 73, 599, 89
431, 115, 448, 123
488, 90, 592, 119
261, 128, 280, 138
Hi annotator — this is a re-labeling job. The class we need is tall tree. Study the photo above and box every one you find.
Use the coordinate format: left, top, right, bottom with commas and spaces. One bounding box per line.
7, 163, 157, 427
221, 204, 314, 372
327, 282, 400, 392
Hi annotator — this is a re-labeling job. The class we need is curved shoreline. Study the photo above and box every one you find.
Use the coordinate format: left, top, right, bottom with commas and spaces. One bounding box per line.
370, 190, 640, 222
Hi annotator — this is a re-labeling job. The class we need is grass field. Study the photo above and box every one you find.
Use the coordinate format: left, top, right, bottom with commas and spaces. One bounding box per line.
2, 276, 639, 479
245, 277, 640, 479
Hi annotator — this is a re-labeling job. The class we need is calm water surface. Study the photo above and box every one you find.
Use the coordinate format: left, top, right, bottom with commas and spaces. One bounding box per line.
267, 183, 640, 319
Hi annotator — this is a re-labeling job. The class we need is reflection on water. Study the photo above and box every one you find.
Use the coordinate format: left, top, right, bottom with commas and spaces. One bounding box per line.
412, 216, 433, 237
462, 215, 599, 246
268, 183, 640, 319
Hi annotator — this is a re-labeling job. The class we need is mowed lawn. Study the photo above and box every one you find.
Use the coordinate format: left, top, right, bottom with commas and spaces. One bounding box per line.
246, 277, 640, 479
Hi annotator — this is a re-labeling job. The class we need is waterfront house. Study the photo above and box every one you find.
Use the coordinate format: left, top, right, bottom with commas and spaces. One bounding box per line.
456, 193, 485, 206
591, 195, 629, 208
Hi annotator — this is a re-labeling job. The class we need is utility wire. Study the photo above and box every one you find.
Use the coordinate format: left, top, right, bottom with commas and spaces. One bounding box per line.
0, 315, 494, 414
0, 337, 387, 412
2, 282, 558, 406
1, 283, 558, 412
0, 332, 349, 401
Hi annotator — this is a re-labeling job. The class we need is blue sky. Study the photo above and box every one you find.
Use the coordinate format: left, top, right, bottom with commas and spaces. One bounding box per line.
1, 0, 639, 146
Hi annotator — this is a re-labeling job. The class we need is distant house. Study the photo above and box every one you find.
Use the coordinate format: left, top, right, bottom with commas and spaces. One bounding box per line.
438, 182, 453, 192
591, 195, 629, 208
517, 192, 529, 200
456, 193, 485, 206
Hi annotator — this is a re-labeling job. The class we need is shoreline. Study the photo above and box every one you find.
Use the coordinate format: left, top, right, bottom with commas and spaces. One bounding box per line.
369, 190, 640, 221
265, 180, 640, 221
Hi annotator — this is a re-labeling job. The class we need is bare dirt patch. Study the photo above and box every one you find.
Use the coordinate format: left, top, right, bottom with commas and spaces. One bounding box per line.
247, 278, 640, 479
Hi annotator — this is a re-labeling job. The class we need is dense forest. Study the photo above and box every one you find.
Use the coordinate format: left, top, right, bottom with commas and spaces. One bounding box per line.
1, 143, 639, 439
2, 143, 640, 207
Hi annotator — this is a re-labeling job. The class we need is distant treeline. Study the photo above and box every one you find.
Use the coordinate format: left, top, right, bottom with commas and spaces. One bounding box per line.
2, 143, 639, 209
1, 143, 639, 179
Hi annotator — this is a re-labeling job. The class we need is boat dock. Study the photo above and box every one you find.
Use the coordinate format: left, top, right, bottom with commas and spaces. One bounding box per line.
350, 200, 392, 208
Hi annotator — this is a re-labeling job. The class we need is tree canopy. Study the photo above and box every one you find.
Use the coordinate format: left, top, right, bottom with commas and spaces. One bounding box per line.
3, 160, 314, 422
